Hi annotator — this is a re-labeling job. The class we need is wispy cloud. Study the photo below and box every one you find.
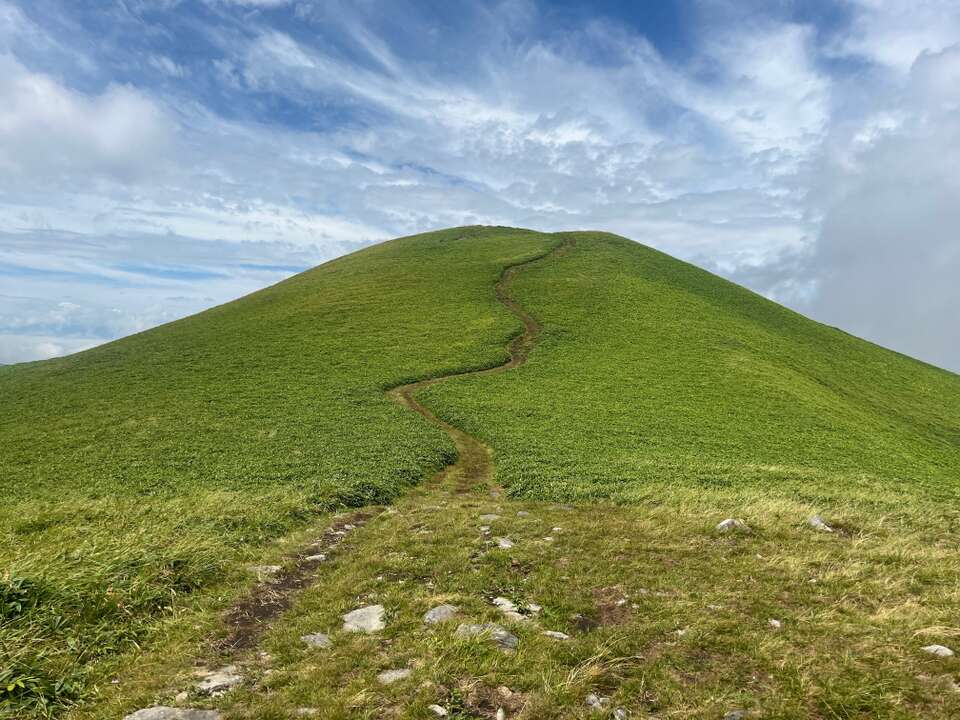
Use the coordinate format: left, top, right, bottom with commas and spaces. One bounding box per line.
0, 0, 958, 370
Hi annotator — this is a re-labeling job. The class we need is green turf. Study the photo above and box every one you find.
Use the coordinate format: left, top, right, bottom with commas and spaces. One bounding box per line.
0, 227, 558, 716
421, 231, 960, 504
2, 226, 958, 719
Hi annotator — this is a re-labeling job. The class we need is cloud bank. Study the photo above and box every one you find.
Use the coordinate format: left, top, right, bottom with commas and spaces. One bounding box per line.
0, 0, 957, 371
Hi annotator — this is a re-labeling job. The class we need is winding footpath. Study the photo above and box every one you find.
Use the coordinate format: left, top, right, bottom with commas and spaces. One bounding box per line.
386, 236, 573, 493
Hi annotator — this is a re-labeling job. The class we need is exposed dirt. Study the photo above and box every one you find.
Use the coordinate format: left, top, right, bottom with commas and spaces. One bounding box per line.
216, 509, 378, 653
386, 236, 574, 494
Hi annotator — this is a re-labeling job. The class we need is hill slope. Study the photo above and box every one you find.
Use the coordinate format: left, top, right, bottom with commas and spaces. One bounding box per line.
2, 226, 959, 719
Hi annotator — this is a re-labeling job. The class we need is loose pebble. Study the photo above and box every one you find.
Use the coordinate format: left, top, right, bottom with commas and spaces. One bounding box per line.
716, 518, 749, 532
247, 565, 282, 582
194, 666, 242, 696
342, 604, 385, 633
808, 514, 834, 533
428, 705, 449, 717
480, 514, 501, 522
455, 622, 518, 650
497, 537, 515, 549
921, 644, 955, 657
768, 619, 782, 630
300, 632, 331, 648
376, 668, 412, 685
424, 604, 459, 624
124, 708, 221, 720
585, 693, 609, 710
543, 630, 570, 640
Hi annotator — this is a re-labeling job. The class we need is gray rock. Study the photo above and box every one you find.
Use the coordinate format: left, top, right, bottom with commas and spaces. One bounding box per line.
376, 668, 412, 685
424, 604, 458, 624
921, 644, 955, 657
195, 666, 242, 696
496, 537, 514, 549
716, 518, 749, 532
480, 514, 501, 522
343, 604, 385, 633
124, 709, 220, 720
304, 553, 327, 562
248, 564, 282, 581
455, 622, 518, 650
300, 632, 331, 648
613, 709, 629, 720
768, 619, 782, 630
585, 693, 609, 710
723, 711, 746, 720
517, 511, 530, 517
492, 596, 527, 622
427, 705, 449, 717
808, 515, 834, 533
542, 630, 570, 640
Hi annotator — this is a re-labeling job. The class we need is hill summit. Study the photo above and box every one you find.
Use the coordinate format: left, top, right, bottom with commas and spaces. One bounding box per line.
2, 226, 959, 719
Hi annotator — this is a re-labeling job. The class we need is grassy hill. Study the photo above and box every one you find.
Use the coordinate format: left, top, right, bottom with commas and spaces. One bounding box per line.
2, 227, 959, 719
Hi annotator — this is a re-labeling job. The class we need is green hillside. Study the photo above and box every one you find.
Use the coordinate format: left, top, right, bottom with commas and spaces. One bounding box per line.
422, 232, 960, 503
2, 227, 959, 719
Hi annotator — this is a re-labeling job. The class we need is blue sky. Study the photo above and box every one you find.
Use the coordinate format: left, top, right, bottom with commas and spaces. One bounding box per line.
1, 1, 959, 371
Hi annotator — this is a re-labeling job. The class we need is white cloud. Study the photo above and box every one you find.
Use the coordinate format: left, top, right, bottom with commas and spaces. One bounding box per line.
0, 54, 175, 182
802, 43, 960, 371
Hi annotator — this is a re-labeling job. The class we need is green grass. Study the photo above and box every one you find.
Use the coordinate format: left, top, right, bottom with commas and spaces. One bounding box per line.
2, 226, 958, 719
421, 232, 960, 504
0, 227, 557, 716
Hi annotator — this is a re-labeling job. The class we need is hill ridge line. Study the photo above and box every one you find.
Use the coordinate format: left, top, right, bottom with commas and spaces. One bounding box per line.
386, 234, 573, 493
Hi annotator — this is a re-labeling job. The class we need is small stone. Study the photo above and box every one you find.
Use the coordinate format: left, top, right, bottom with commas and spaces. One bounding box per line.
300, 632, 331, 648
427, 705, 449, 717
528, 603, 542, 614
480, 514, 501, 522
585, 693, 609, 710
173, 691, 189, 703
424, 604, 458, 624
497, 537, 514, 549
123, 709, 221, 720
614, 709, 629, 720
716, 518, 749, 532
376, 668, 412, 685
496, 709, 506, 720
304, 553, 326, 562
248, 564, 282, 581
480, 525, 490, 532
343, 604, 385, 633
455, 623, 518, 650
493, 597, 519, 613
921, 644, 955, 657
723, 711, 746, 720
768, 619, 782, 630
808, 514, 834, 533
195, 666, 242, 696
517, 511, 530, 517
552, 526, 562, 532
543, 630, 570, 640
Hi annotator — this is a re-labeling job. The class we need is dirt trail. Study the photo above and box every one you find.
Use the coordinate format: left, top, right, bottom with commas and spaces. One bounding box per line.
386, 236, 573, 493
